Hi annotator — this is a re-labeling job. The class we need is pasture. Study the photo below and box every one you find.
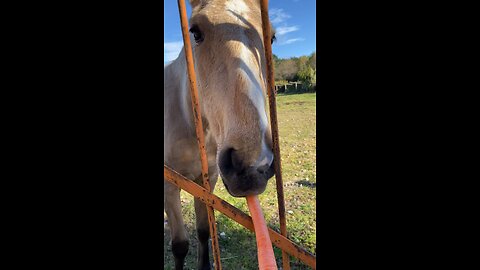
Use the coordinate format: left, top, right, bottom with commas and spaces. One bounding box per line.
164, 93, 317, 269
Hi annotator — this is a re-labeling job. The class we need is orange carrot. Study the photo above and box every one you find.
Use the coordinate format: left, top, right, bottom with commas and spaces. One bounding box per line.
246, 195, 278, 270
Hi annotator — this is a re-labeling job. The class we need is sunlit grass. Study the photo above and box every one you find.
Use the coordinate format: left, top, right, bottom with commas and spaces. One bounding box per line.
164, 93, 316, 269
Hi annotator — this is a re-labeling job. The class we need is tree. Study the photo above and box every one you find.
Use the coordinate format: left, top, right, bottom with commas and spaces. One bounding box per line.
307, 52, 316, 69
273, 52, 316, 86
273, 54, 284, 80
278, 59, 298, 81
297, 56, 309, 72
298, 66, 316, 91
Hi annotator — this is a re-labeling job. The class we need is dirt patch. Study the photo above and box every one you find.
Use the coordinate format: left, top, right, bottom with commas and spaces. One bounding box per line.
284, 101, 305, 106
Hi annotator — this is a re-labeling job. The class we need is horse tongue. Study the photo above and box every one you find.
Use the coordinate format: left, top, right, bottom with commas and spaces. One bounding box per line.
246, 195, 278, 270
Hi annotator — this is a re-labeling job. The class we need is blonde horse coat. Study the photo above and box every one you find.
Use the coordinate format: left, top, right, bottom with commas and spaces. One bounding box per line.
164, 1, 275, 269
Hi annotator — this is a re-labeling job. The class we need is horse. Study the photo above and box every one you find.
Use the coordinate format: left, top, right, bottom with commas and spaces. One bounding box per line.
164, 0, 276, 269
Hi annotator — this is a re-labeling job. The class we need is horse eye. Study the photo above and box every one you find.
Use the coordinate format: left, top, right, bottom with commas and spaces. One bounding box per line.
189, 25, 204, 43
271, 34, 276, 44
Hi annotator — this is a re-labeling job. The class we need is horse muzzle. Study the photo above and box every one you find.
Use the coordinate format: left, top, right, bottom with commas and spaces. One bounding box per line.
218, 147, 275, 197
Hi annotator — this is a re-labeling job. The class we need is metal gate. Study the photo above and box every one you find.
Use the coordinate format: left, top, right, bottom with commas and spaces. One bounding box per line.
164, 1, 316, 269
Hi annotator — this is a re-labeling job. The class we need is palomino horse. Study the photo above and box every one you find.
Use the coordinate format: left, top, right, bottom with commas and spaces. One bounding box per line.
164, 0, 276, 269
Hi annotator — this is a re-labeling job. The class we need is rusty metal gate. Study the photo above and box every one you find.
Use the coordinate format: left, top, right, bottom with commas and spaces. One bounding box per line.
164, 0, 316, 269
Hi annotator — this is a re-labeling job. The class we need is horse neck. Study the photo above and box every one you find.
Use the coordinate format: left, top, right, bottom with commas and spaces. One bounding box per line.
168, 49, 209, 137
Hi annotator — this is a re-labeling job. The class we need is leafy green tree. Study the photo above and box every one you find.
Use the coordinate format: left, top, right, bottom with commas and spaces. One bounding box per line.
297, 56, 309, 72
307, 52, 316, 69
298, 66, 316, 91
273, 52, 316, 89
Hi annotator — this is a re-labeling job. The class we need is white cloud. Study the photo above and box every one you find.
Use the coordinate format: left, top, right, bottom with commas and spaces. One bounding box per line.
164, 41, 184, 62
276, 25, 300, 36
279, 38, 305, 45
269, 9, 301, 46
269, 8, 291, 24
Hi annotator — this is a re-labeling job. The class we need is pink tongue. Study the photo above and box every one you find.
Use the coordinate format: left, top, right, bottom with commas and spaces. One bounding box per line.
246, 195, 278, 270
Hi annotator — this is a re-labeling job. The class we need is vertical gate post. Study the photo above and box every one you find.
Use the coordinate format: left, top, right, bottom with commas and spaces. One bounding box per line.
177, 0, 222, 269
259, 0, 291, 269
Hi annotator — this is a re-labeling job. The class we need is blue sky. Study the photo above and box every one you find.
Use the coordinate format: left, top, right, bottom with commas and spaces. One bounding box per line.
164, 0, 316, 63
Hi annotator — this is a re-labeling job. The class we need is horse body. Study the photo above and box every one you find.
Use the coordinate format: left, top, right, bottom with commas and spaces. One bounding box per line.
164, 51, 219, 270
164, 1, 275, 269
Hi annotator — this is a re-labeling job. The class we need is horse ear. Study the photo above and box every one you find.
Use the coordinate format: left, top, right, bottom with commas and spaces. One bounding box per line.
190, 0, 209, 8
189, 0, 201, 8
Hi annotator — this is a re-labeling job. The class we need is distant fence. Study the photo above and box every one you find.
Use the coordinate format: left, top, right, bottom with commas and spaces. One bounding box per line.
275, 81, 316, 94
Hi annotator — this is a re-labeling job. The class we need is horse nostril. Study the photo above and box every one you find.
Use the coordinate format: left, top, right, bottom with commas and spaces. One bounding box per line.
219, 148, 244, 175
256, 164, 270, 174
230, 149, 243, 171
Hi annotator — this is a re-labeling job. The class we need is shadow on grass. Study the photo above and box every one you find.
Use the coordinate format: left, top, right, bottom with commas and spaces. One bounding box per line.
295, 179, 316, 188
277, 90, 316, 96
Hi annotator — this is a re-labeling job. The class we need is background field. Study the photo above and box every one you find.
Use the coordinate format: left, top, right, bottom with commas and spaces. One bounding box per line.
164, 93, 316, 269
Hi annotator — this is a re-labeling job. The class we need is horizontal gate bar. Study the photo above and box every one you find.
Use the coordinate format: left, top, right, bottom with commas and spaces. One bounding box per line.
164, 165, 316, 269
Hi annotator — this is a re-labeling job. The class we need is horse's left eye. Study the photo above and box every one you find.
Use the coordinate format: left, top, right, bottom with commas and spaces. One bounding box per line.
271, 34, 276, 44
189, 25, 204, 43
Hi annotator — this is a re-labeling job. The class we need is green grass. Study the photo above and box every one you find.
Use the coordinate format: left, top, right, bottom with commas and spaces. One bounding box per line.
164, 93, 316, 269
